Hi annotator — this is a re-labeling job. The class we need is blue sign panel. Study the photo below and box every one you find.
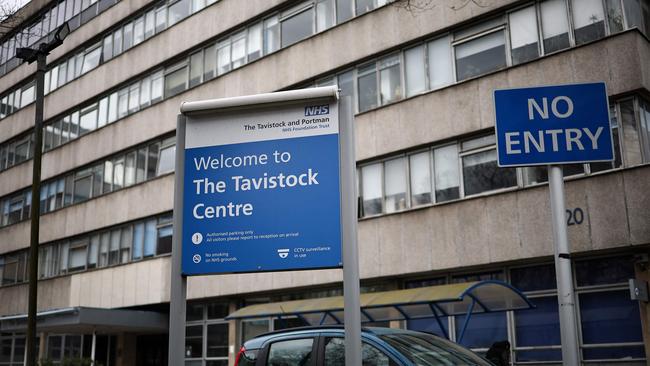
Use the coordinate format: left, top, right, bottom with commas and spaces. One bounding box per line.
182, 102, 341, 275
494, 82, 613, 167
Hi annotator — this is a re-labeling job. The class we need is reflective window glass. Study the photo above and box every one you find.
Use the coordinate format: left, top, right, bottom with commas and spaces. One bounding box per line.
384, 157, 407, 213
540, 0, 570, 53
405, 45, 426, 97
361, 163, 382, 215
572, 0, 606, 44
455, 30, 506, 81
281, 8, 314, 48
509, 6, 539, 64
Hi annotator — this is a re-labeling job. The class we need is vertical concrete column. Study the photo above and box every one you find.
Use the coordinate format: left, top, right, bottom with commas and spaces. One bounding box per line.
633, 252, 650, 363
228, 301, 239, 366
38, 332, 47, 362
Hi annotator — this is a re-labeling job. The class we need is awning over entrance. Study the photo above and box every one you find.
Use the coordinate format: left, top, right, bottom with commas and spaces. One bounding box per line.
0, 307, 168, 334
226, 280, 534, 341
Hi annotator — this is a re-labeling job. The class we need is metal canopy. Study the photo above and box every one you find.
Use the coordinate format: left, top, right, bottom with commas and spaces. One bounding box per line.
226, 280, 534, 341
0, 307, 168, 334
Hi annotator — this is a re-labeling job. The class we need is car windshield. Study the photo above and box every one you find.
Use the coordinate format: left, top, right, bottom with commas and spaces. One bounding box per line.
379, 333, 492, 366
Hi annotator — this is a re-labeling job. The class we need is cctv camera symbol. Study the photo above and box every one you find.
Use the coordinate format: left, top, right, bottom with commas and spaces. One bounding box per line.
277, 249, 290, 259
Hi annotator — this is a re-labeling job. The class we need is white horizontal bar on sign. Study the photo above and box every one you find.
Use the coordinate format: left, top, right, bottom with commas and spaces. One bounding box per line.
180, 86, 339, 115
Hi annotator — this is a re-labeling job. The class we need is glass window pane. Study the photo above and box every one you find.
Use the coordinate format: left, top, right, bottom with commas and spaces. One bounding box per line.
157, 224, 172, 255
623, 0, 643, 30
155, 6, 167, 33
151, 71, 164, 103
207, 323, 229, 357
120, 225, 132, 263
231, 34, 246, 69
140, 76, 151, 107
509, 6, 539, 64
217, 41, 231, 75
384, 157, 407, 213
462, 149, 517, 196
640, 100, 650, 161
433, 145, 460, 202
113, 28, 122, 55
165, 65, 187, 97
103, 160, 113, 193
337, 0, 353, 23
113, 157, 124, 190
136, 148, 147, 183
99, 232, 110, 267
82, 46, 101, 74
361, 163, 382, 215
109, 229, 121, 265
541, 0, 570, 53
514, 296, 560, 348
79, 104, 97, 134
128, 83, 140, 113
455, 30, 506, 81
98, 97, 108, 127
247, 22, 262, 61
606, 0, 625, 33
157, 145, 176, 175
185, 325, 203, 358
189, 52, 203, 87
316, 0, 335, 32
620, 99, 642, 165
133, 222, 144, 260
145, 10, 155, 38
405, 45, 426, 97
281, 8, 314, 48
122, 22, 133, 50
455, 312, 507, 348
357, 64, 378, 112
118, 88, 128, 118
410, 152, 431, 206
144, 219, 157, 257
264, 16, 280, 55
572, 0, 606, 45
133, 16, 144, 45
268, 338, 313, 365
169, 0, 190, 26
379, 55, 402, 105
147, 143, 160, 179
108, 92, 118, 123
204, 44, 217, 80
207, 303, 229, 319
124, 152, 136, 186
242, 320, 269, 343
69, 242, 87, 271
73, 174, 92, 203
511, 264, 557, 291
580, 290, 643, 350
575, 256, 634, 286
92, 164, 103, 197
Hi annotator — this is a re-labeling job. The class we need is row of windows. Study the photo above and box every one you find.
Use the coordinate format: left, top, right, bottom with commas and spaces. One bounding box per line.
0, 0, 215, 121
41, 0, 223, 98
0, 333, 116, 366
311, 0, 650, 113
4, 0, 645, 177
0, 0, 120, 78
0, 135, 176, 228
0, 211, 173, 286
407, 256, 643, 363
0, 0, 386, 123
0, 0, 392, 166
185, 303, 230, 366
358, 96, 650, 217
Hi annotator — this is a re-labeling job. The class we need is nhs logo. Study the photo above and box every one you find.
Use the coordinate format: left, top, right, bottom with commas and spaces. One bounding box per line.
305, 104, 329, 116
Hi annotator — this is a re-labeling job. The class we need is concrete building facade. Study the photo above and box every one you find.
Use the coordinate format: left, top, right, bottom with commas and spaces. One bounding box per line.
0, 0, 649, 364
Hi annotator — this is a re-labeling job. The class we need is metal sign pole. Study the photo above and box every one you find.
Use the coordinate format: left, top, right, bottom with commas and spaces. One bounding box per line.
548, 165, 580, 365
339, 95, 362, 366
169, 115, 188, 366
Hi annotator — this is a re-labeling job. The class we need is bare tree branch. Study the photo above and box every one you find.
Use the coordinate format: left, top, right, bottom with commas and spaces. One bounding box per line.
391, 0, 489, 14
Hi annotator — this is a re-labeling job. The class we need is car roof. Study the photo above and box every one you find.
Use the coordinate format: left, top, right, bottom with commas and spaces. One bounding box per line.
242, 325, 431, 349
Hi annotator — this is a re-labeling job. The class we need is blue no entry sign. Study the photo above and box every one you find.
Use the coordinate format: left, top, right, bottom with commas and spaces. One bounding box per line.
494, 82, 613, 167
181, 100, 342, 275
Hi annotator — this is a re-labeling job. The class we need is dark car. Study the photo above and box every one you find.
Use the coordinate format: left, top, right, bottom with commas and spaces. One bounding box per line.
235, 326, 493, 366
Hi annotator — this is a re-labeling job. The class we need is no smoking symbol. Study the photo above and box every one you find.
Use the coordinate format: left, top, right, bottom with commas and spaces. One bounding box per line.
192, 254, 201, 264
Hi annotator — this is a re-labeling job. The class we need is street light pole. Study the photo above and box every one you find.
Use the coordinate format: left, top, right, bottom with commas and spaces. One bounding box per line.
25, 49, 46, 366
16, 23, 70, 366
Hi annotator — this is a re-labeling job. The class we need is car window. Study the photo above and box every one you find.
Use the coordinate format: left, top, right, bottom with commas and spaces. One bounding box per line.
380, 333, 492, 366
267, 338, 314, 366
323, 337, 397, 366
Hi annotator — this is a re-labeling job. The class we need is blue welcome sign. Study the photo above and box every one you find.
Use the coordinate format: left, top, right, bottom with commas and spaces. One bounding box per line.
181, 101, 342, 275
494, 82, 614, 167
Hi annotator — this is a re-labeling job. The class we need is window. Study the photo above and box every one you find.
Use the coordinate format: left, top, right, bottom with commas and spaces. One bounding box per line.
113, 27, 123, 56
540, 0, 570, 53
122, 21, 134, 51
20, 84, 35, 108
168, 0, 190, 27
157, 217, 173, 255
361, 163, 382, 215
132, 222, 144, 260
357, 63, 378, 112
409, 152, 432, 206
124, 152, 136, 186
206, 323, 228, 357
189, 51, 203, 87
460, 135, 516, 196
109, 229, 120, 265
73, 169, 92, 203
133, 16, 145, 46
316, 0, 335, 32
113, 157, 124, 190
128, 82, 140, 113
514, 296, 561, 362
144, 219, 157, 257
378, 55, 402, 105
145, 10, 155, 38
264, 16, 280, 55
357, 0, 386, 15
151, 70, 164, 103
68, 241, 88, 272
455, 25, 506, 81
81, 44, 101, 74
204, 44, 217, 80
433, 144, 460, 202
117, 88, 128, 118
323, 337, 395, 366
572, 0, 606, 45
231, 32, 247, 69
384, 157, 407, 213
509, 6, 539, 65
405, 45, 426, 97
281, 6, 314, 48
120, 225, 132, 263
268, 338, 313, 366
79, 103, 98, 134
157, 141, 176, 175
155, 5, 167, 33
216, 40, 231, 75
185, 325, 203, 358
165, 62, 188, 97
98, 97, 108, 127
